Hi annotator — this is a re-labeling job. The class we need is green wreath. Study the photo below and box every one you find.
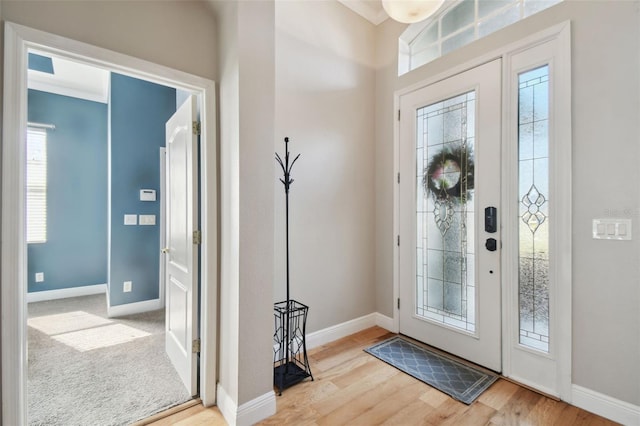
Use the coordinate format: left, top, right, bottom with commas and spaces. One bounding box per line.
423, 144, 474, 202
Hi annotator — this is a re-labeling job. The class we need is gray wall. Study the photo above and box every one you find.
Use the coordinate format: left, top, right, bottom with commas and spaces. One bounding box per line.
211, 0, 276, 407
1, 1, 217, 81
274, 1, 376, 332
374, 0, 640, 406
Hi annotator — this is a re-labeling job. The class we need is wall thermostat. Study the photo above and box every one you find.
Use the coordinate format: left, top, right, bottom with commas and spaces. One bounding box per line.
140, 189, 156, 201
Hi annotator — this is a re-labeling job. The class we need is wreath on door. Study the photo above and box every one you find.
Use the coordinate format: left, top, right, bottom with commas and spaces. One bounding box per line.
423, 144, 474, 203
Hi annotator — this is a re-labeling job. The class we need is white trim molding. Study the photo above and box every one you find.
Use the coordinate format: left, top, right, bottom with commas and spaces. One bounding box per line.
216, 384, 276, 426
306, 312, 395, 350
107, 298, 163, 318
375, 312, 396, 333
1, 22, 218, 425
27, 283, 106, 303
572, 385, 640, 426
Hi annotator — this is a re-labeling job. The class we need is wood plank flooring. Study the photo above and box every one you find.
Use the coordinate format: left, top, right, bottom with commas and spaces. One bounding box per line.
146, 327, 617, 425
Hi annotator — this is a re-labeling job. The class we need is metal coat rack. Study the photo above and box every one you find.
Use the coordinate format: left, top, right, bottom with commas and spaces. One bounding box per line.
273, 137, 313, 394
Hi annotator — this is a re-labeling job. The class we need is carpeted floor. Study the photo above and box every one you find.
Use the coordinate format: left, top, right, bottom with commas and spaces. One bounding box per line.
28, 294, 191, 426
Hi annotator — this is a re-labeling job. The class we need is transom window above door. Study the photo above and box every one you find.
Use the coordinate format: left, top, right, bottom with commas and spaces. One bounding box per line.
398, 0, 562, 75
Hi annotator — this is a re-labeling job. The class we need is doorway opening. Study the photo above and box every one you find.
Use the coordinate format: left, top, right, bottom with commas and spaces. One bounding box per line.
25, 50, 195, 423
2, 22, 218, 425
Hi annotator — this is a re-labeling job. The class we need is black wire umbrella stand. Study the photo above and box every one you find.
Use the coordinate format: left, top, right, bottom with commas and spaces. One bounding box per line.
273, 137, 313, 395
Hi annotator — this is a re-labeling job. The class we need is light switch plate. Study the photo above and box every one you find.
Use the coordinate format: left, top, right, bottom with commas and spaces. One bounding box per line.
592, 218, 632, 240
139, 214, 156, 226
124, 214, 137, 225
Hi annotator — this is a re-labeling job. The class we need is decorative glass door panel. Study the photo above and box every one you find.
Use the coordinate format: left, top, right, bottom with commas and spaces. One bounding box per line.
416, 91, 476, 334
518, 65, 550, 352
399, 59, 502, 372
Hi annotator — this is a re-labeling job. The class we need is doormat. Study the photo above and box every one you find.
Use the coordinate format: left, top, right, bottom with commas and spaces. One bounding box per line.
365, 336, 498, 405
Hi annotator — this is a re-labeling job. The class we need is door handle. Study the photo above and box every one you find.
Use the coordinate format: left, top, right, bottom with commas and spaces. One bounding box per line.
485, 238, 497, 252
161, 247, 169, 254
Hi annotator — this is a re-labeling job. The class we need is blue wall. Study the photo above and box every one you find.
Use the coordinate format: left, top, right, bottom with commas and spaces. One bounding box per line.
27, 90, 108, 292
109, 73, 176, 306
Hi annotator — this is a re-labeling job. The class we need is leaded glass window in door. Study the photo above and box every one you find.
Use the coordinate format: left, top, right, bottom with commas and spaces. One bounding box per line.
518, 65, 550, 352
416, 90, 476, 333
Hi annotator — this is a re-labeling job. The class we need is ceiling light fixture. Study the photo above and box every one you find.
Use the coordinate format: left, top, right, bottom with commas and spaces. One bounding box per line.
381, 0, 445, 24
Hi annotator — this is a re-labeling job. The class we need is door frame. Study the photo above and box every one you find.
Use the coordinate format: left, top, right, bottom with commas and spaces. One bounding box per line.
392, 22, 571, 400
1, 22, 218, 425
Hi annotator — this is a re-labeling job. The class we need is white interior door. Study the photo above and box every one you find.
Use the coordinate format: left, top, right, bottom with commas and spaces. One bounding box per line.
398, 60, 502, 372
165, 95, 199, 395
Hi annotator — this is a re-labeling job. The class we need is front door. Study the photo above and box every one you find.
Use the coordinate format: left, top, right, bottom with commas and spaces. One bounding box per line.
398, 59, 502, 371
164, 95, 199, 395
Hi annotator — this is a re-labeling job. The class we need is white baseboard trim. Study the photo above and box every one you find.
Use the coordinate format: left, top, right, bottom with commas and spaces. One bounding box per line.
27, 283, 106, 303
306, 312, 396, 350
375, 312, 395, 332
572, 385, 640, 425
107, 298, 163, 317
216, 383, 276, 426
306, 313, 376, 350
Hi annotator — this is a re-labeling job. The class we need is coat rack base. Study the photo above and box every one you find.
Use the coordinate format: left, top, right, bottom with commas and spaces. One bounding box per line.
273, 299, 313, 395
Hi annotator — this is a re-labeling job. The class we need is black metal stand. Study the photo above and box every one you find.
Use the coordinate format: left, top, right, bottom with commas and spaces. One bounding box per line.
274, 137, 313, 395
273, 299, 313, 395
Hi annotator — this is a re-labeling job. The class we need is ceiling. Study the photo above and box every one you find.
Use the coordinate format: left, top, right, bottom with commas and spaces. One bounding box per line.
28, 50, 110, 104
337, 0, 389, 25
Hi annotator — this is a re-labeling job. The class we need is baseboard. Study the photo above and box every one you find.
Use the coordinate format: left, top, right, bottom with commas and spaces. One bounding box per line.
572, 385, 640, 425
216, 383, 237, 425
216, 383, 276, 426
306, 312, 395, 350
306, 313, 376, 349
107, 298, 163, 317
27, 283, 106, 303
375, 312, 395, 332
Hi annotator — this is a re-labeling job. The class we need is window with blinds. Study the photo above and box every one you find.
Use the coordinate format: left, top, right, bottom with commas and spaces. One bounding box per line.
26, 127, 47, 243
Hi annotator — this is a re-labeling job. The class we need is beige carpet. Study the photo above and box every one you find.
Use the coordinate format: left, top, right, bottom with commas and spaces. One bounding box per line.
28, 294, 191, 426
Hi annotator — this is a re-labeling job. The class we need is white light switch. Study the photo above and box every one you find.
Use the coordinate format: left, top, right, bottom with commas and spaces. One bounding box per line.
592, 219, 632, 240
140, 189, 156, 201
124, 214, 137, 225
139, 214, 156, 226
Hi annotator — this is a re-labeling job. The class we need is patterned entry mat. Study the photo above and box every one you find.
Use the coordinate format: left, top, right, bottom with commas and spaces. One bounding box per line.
365, 336, 498, 405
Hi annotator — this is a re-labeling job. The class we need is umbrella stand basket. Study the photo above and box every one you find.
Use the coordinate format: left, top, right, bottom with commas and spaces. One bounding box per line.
273, 299, 313, 395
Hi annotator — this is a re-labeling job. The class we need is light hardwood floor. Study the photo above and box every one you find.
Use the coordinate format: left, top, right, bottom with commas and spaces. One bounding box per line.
146, 327, 617, 425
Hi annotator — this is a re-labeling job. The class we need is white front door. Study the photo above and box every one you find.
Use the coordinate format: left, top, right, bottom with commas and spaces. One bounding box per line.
399, 59, 502, 372
165, 95, 199, 395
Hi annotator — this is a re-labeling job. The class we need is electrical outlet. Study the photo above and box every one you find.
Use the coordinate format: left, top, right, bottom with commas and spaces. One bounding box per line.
35, 272, 44, 283
123, 281, 132, 293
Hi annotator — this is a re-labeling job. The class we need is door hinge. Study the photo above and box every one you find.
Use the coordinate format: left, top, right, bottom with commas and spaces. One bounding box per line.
192, 338, 201, 353
192, 121, 201, 135
397, 235, 400, 246
397, 172, 400, 184
397, 298, 400, 310
397, 109, 401, 121
193, 230, 202, 245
